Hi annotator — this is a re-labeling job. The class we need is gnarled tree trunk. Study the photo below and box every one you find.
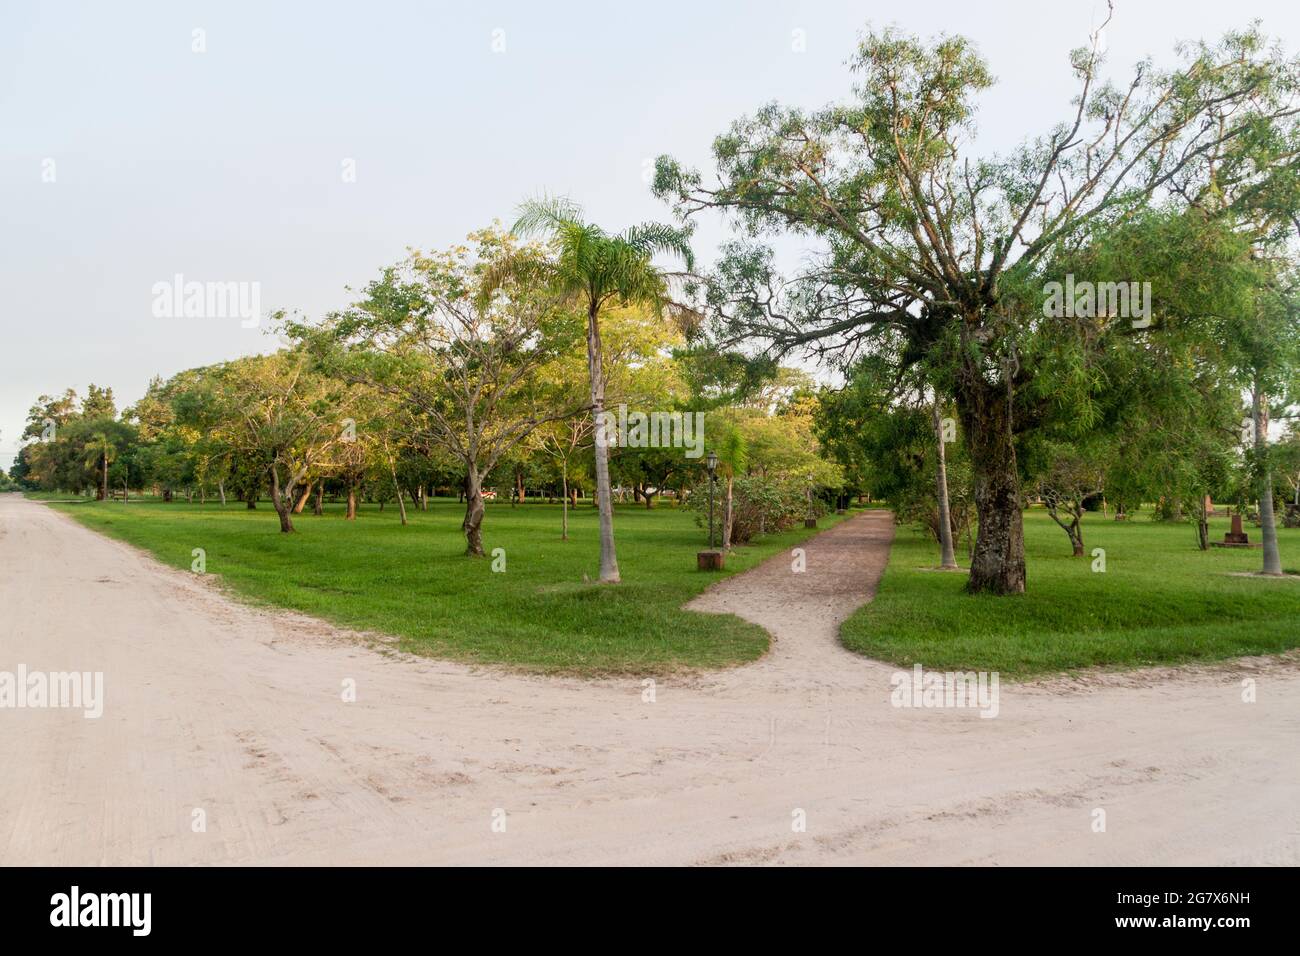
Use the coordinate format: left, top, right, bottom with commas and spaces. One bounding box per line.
463, 467, 486, 556
1046, 503, 1085, 556
959, 379, 1025, 595
269, 465, 295, 534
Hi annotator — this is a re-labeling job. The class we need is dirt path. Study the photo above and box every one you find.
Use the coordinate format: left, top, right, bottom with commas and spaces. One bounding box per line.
1, 495, 1297, 865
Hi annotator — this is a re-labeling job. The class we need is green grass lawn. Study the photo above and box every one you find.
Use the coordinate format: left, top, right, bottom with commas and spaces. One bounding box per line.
44, 495, 845, 675
842, 509, 1300, 679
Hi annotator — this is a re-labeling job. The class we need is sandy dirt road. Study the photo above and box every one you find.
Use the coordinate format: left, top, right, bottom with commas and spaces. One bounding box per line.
1, 493, 1297, 866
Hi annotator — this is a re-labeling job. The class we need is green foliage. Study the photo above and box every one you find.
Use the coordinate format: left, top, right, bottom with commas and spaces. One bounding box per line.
53, 497, 843, 674
843, 510, 1300, 677
816, 362, 971, 546
686, 473, 826, 545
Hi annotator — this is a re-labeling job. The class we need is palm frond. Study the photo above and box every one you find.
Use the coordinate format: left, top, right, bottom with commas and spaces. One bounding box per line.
620, 221, 696, 271
513, 194, 585, 238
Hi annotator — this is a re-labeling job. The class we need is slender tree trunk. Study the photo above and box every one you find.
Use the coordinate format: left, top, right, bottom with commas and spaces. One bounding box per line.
463, 465, 486, 556
293, 481, 312, 514
420, 485, 428, 511
932, 397, 958, 569
313, 483, 324, 516
959, 380, 1026, 595
218, 480, 226, 506
587, 301, 620, 582
561, 464, 569, 541
1196, 497, 1210, 551
99, 455, 108, 501
390, 458, 407, 526
346, 483, 358, 521
1254, 385, 1282, 575
721, 473, 734, 551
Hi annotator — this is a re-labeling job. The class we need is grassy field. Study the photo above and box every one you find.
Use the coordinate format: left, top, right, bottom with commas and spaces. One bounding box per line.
843, 509, 1300, 678
44, 494, 845, 674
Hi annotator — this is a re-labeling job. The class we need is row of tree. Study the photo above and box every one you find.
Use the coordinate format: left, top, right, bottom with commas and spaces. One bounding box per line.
11, 227, 844, 582
13, 18, 1300, 593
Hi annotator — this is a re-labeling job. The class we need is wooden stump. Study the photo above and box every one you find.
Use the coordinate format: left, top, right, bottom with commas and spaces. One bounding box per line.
697, 550, 725, 571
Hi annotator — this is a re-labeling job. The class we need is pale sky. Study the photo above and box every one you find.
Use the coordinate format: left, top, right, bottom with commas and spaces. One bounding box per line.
4, 0, 1299, 469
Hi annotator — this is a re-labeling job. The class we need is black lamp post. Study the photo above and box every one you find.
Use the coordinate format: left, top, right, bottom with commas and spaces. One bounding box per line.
697, 451, 724, 570
706, 450, 719, 550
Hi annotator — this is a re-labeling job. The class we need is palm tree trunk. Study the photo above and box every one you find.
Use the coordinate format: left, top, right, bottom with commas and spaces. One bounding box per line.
1254, 384, 1282, 575
587, 301, 620, 583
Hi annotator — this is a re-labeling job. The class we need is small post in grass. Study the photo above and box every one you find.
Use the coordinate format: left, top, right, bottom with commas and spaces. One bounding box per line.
697, 450, 724, 570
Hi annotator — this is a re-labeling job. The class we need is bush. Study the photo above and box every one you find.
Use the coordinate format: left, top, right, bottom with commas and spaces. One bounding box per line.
687, 474, 827, 545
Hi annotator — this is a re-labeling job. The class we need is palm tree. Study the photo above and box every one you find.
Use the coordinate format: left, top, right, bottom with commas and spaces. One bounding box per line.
492, 197, 694, 583
714, 420, 748, 552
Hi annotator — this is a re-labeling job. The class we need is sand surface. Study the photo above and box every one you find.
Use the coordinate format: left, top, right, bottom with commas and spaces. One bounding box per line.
1, 494, 1296, 865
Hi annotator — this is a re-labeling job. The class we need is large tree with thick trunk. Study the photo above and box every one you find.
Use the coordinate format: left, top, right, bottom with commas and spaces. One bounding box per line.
655, 16, 1300, 593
